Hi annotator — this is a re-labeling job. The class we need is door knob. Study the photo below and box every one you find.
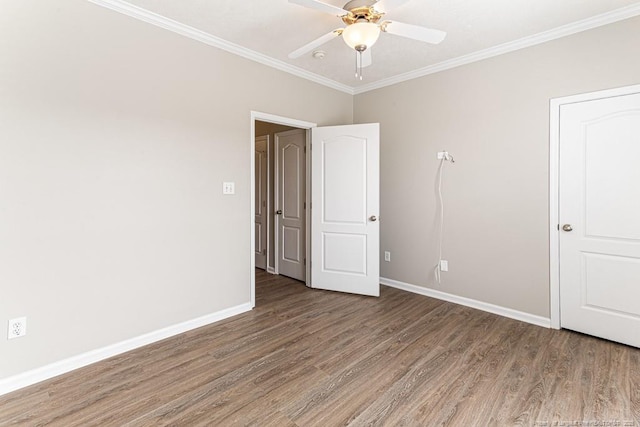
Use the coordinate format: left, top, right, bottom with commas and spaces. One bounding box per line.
276, 210, 282, 215
562, 224, 573, 232
369, 215, 377, 222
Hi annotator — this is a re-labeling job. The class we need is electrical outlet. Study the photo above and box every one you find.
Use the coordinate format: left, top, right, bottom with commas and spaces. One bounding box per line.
384, 251, 391, 262
439, 260, 449, 272
8, 317, 27, 340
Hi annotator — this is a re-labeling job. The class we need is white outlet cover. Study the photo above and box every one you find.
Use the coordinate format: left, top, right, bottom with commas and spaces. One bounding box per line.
8, 317, 27, 339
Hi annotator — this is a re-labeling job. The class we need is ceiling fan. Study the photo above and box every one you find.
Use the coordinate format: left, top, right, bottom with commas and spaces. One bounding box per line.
288, 0, 446, 80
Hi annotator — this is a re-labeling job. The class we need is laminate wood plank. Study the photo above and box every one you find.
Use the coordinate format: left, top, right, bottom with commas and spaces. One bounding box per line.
3, 322, 237, 422
1, 270, 639, 426
630, 350, 640, 422
412, 319, 523, 421
477, 324, 559, 426
349, 308, 508, 425
287, 307, 501, 425
215, 366, 326, 426
92, 327, 310, 426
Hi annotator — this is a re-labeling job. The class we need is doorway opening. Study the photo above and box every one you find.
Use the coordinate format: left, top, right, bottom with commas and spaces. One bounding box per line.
250, 112, 316, 307
255, 123, 306, 279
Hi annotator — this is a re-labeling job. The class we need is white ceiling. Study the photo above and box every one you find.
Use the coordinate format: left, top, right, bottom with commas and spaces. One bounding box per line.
95, 0, 640, 93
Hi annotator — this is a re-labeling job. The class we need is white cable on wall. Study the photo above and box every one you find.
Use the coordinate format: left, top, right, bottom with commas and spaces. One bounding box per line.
434, 151, 454, 285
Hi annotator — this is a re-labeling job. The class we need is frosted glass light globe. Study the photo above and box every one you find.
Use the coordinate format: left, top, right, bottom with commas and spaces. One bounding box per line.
342, 22, 380, 50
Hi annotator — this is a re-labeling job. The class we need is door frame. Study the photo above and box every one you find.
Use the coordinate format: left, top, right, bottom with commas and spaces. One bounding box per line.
549, 83, 640, 329
255, 135, 269, 271
250, 111, 316, 308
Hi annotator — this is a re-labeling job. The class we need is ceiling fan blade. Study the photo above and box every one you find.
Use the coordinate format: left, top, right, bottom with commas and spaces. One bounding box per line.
289, 0, 348, 16
373, 0, 411, 13
382, 21, 446, 44
361, 48, 372, 68
288, 29, 342, 59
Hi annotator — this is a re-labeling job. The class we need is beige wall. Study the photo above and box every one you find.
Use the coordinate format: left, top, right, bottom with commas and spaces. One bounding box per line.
354, 16, 640, 318
3, 0, 639, 384
0, 0, 352, 379
254, 121, 298, 269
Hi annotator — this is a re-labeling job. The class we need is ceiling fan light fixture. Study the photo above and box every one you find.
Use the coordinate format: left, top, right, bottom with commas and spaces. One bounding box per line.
287, 0, 447, 81
342, 21, 380, 50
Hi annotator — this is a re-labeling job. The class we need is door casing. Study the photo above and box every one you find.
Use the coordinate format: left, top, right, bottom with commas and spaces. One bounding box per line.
254, 135, 269, 270
549, 83, 640, 329
250, 111, 315, 308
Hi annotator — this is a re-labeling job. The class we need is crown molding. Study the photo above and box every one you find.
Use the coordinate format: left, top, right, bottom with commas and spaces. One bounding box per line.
87, 0, 355, 95
88, 0, 640, 97
353, 3, 640, 94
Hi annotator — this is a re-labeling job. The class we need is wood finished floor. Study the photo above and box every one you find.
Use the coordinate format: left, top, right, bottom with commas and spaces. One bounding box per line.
1, 270, 639, 426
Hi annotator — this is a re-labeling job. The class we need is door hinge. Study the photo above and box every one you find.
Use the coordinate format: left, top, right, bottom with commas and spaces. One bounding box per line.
304, 202, 306, 209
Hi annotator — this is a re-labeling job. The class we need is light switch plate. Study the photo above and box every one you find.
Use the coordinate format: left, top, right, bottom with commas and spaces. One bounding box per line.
222, 182, 235, 195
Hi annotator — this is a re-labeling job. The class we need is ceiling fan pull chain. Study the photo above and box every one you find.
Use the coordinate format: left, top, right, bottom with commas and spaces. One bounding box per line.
355, 45, 366, 80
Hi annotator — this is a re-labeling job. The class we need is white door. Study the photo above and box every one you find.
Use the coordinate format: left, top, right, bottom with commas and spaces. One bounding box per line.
254, 136, 268, 270
311, 123, 380, 297
559, 90, 640, 347
275, 129, 306, 281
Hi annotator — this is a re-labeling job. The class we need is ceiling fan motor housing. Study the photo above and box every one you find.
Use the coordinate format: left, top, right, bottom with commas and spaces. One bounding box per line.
341, 1, 384, 25
343, 0, 379, 11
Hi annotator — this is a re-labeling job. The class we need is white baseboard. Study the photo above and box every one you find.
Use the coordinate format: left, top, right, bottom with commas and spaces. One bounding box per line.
0, 302, 252, 396
266, 266, 276, 274
380, 277, 551, 328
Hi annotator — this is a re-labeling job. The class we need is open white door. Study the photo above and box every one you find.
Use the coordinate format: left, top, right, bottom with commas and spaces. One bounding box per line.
311, 123, 380, 297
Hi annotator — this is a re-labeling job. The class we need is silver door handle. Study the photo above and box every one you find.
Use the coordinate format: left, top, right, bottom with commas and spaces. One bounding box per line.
562, 224, 573, 232
276, 210, 282, 215
369, 215, 377, 222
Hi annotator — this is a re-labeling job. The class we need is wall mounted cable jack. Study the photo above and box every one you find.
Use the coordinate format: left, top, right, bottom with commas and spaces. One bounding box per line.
434, 150, 455, 285
437, 151, 455, 162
